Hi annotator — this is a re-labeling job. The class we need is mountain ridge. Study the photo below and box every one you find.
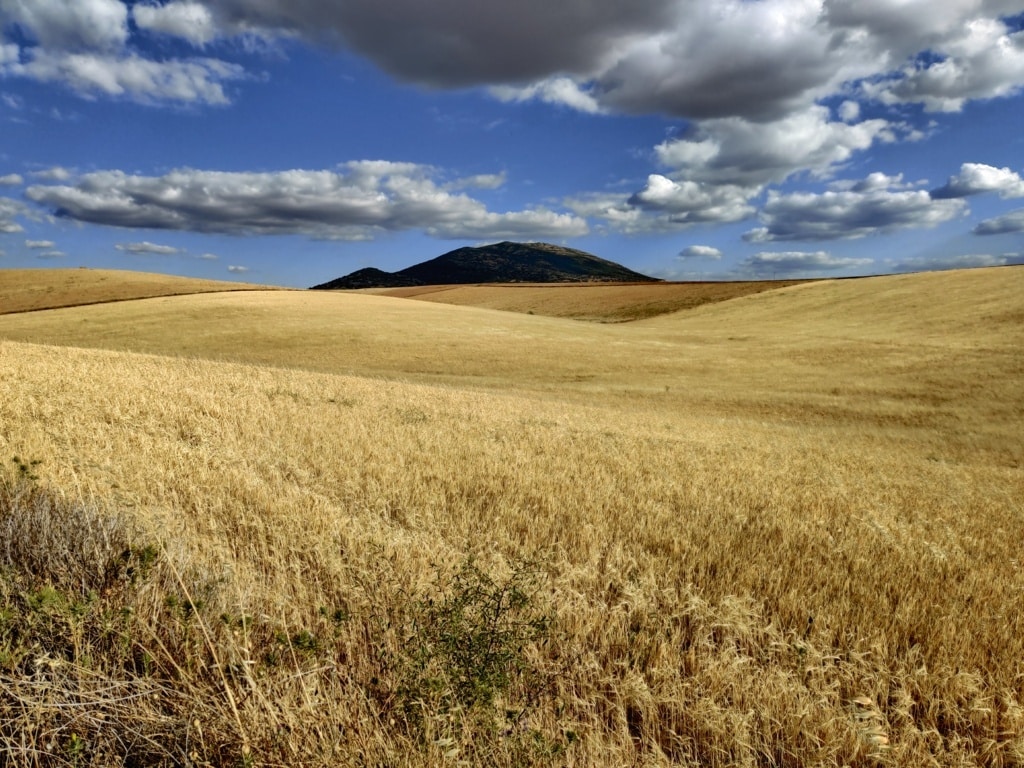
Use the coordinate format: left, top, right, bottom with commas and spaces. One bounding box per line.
310, 241, 658, 289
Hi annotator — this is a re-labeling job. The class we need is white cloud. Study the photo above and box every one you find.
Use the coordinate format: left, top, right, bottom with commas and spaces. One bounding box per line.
134, 1, 218, 46
745, 175, 968, 242
838, 100, 861, 122
198, 252, 218, 260
25, 239, 55, 248
0, 197, 27, 232
932, 163, 1024, 199
491, 77, 605, 114
34, 249, 65, 259
8, 50, 244, 104
973, 208, 1024, 235
655, 106, 897, 187
0, 173, 23, 185
678, 245, 723, 260
32, 166, 72, 181
25, 161, 589, 241
115, 240, 182, 255
628, 174, 755, 225
864, 19, 1024, 112
0, 0, 245, 104
227, 264, 248, 272
739, 250, 873, 277
443, 172, 506, 192
0, 0, 128, 52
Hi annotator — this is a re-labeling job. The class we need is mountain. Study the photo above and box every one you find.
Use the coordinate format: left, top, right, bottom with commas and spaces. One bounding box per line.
310, 242, 658, 289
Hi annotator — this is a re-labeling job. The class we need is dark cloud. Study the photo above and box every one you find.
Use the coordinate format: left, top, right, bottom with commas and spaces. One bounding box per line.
890, 252, 1021, 272
25, 162, 588, 240
744, 176, 967, 242
206, 0, 674, 87
973, 208, 1024, 234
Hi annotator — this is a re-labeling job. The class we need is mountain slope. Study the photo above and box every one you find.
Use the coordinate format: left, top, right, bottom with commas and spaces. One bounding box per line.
310, 241, 657, 289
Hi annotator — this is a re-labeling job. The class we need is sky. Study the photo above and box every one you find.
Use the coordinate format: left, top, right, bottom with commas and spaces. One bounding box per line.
1, 0, 1024, 288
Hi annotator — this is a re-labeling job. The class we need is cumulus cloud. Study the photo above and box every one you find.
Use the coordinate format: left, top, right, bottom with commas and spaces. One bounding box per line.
491, 77, 605, 114
863, 18, 1024, 112
655, 106, 899, 188
134, 1, 218, 46
203, 0, 673, 87
115, 240, 182, 255
973, 208, 1024, 235
678, 245, 723, 260
628, 174, 755, 225
932, 163, 1024, 199
6, 0, 1024, 121
25, 162, 588, 241
744, 175, 967, 242
0, 0, 246, 104
0, 173, 23, 186
1, 0, 128, 52
25, 239, 55, 248
227, 264, 248, 273
565, 184, 752, 235
7, 50, 244, 104
890, 252, 1021, 272
0, 197, 27, 232
739, 250, 874, 277
32, 166, 72, 181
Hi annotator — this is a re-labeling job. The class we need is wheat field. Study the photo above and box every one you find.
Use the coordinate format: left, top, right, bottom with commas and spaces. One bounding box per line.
0, 266, 1022, 766
365, 280, 809, 322
0, 268, 276, 315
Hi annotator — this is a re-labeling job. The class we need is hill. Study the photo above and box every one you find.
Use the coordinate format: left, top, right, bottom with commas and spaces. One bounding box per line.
310, 241, 657, 289
0, 268, 277, 315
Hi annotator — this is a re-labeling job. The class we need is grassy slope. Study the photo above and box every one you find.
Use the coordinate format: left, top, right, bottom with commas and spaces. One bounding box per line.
370, 279, 809, 321
0, 267, 280, 315
1, 266, 1022, 765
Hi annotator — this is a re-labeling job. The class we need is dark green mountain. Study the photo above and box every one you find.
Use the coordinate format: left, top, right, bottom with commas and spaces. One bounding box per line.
310, 242, 658, 289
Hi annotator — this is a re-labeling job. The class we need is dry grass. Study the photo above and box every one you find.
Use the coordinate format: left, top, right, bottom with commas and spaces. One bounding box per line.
0, 265, 1022, 765
368, 280, 810, 321
0, 268, 280, 315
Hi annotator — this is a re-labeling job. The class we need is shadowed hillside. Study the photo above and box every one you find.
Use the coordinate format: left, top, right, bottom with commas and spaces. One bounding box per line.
311, 241, 657, 289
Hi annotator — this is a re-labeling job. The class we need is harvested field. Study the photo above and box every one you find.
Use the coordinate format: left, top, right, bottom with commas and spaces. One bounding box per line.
0, 268, 279, 315
370, 279, 810, 321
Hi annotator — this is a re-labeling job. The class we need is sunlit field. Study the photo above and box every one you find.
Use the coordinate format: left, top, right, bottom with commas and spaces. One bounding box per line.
0, 266, 1021, 766
0, 268, 277, 315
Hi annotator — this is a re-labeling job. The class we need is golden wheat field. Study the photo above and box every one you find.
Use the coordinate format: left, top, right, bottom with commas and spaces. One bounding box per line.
0, 268, 277, 316
0, 266, 1022, 766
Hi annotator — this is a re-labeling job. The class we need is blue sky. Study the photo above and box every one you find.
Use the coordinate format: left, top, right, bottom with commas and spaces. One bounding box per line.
1, 0, 1023, 288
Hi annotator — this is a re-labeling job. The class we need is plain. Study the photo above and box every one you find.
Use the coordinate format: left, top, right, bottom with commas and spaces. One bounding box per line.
0, 266, 1021, 766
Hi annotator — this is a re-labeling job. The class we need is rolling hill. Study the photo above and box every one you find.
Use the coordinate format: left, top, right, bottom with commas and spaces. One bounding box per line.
1, 264, 1022, 765
0, 268, 277, 315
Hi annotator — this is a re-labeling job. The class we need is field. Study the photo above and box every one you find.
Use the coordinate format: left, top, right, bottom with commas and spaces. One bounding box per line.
0, 266, 1022, 766
366, 280, 810, 322
0, 268, 277, 315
